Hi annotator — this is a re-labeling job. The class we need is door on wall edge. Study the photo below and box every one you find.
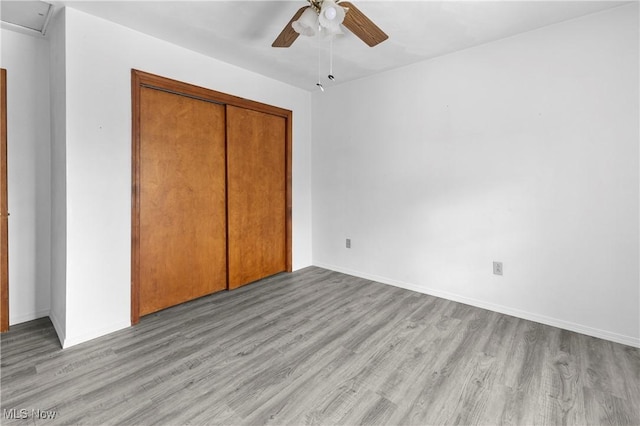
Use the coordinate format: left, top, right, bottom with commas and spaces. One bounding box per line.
1, 68, 9, 333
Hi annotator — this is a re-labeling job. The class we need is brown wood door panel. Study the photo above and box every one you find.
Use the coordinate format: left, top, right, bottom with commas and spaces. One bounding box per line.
227, 105, 287, 289
139, 87, 227, 316
1, 68, 7, 332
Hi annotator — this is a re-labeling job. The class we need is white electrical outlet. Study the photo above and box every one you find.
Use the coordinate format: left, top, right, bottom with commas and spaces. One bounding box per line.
493, 261, 503, 276
346, 238, 351, 249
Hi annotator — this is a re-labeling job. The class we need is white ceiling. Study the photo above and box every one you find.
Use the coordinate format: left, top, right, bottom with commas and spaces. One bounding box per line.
0, 0, 53, 33
44, 1, 631, 90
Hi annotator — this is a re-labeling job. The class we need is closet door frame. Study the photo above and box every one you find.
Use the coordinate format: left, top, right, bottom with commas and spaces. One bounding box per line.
131, 70, 292, 325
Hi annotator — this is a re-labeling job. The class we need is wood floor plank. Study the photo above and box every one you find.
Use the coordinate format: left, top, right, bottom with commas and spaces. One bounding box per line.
545, 351, 584, 425
241, 346, 361, 425
1, 266, 639, 425
440, 351, 497, 425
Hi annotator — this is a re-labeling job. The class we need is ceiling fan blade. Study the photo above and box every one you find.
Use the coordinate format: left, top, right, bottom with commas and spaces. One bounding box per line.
272, 6, 308, 48
340, 1, 388, 47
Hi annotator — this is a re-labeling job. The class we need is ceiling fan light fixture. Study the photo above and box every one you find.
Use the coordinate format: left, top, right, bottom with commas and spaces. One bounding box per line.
318, 0, 345, 29
324, 6, 336, 20
292, 7, 319, 36
272, 0, 388, 48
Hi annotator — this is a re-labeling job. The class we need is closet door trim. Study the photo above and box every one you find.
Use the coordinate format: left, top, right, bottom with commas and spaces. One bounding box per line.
131, 70, 293, 325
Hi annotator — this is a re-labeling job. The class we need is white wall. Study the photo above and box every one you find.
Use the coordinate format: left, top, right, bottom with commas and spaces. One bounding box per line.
0, 29, 52, 325
312, 4, 639, 347
54, 7, 312, 347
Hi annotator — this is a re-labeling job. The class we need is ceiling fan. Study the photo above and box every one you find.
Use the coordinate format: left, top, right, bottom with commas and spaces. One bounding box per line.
272, 0, 388, 48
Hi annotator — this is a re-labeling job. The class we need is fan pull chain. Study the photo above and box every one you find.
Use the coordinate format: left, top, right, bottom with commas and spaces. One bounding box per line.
328, 37, 335, 81
316, 25, 324, 91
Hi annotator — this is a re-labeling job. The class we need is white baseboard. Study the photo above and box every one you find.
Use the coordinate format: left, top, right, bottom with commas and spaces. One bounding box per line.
61, 320, 131, 349
314, 262, 640, 348
48, 310, 65, 348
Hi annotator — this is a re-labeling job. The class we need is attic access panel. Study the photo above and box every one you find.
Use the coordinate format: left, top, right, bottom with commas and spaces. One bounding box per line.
0, 1, 53, 35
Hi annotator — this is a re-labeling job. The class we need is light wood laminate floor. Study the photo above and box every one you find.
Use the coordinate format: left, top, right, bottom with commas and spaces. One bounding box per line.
1, 267, 639, 425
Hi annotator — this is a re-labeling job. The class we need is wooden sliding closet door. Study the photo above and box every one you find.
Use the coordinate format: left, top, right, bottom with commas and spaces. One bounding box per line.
138, 87, 227, 316
227, 105, 287, 289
